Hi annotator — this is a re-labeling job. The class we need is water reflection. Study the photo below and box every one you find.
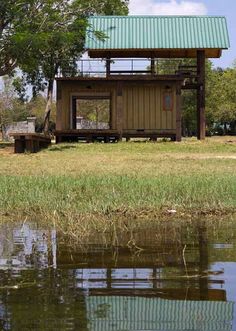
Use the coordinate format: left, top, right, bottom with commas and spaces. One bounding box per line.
0, 220, 235, 330
0, 223, 57, 269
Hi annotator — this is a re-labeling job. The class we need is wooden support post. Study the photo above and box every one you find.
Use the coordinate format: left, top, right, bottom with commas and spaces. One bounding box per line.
197, 50, 206, 140
107, 268, 112, 289
56, 135, 62, 144
25, 139, 35, 153
150, 58, 155, 75
14, 137, 25, 153
116, 82, 123, 141
176, 83, 182, 142
198, 224, 209, 300
56, 80, 62, 130
72, 97, 77, 130
104, 136, 109, 143
150, 136, 157, 142
153, 268, 157, 289
106, 58, 111, 77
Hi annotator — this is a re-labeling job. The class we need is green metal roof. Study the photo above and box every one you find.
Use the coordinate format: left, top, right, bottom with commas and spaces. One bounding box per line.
86, 16, 230, 51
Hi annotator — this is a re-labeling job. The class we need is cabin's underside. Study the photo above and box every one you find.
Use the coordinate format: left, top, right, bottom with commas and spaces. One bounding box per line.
54, 130, 177, 143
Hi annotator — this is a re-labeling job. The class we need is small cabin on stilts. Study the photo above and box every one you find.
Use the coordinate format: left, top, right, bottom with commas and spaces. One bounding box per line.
55, 16, 229, 143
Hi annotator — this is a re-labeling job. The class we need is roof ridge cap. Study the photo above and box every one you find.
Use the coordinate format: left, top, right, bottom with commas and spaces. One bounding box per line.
89, 15, 226, 18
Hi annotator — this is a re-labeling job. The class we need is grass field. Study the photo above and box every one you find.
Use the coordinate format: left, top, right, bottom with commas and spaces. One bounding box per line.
0, 136, 236, 236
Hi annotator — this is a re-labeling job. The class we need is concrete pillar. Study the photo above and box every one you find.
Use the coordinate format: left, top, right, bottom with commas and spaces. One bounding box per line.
27, 117, 36, 133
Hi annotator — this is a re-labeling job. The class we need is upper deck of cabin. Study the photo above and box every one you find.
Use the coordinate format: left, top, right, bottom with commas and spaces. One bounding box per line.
57, 15, 229, 81
57, 57, 196, 83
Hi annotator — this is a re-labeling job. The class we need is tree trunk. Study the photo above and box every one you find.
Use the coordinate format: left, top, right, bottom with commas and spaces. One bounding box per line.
0, 61, 17, 77
230, 120, 236, 134
1, 124, 7, 141
96, 107, 98, 129
43, 79, 54, 135
224, 122, 227, 135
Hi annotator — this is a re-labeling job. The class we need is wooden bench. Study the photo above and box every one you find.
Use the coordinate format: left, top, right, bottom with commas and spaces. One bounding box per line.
11, 133, 51, 153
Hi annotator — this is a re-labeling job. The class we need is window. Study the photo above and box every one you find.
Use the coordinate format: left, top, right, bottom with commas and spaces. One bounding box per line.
163, 90, 173, 111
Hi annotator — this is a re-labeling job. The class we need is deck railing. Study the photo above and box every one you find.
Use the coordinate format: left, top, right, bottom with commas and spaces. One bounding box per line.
57, 59, 197, 78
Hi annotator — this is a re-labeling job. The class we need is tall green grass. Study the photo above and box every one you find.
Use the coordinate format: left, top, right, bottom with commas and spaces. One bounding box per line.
1, 174, 236, 217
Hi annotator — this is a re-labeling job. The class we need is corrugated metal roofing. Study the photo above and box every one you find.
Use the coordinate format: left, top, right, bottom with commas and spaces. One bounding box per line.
86, 16, 230, 50
87, 296, 234, 331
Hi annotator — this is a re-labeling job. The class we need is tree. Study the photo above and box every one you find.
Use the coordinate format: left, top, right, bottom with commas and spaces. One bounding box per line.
13, 0, 129, 133
0, 76, 30, 139
211, 67, 236, 134
78, 98, 110, 128
0, 1, 40, 76
0, 1, 18, 75
26, 95, 56, 132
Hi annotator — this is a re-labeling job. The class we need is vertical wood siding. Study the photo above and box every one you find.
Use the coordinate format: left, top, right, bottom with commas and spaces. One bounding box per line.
123, 84, 176, 131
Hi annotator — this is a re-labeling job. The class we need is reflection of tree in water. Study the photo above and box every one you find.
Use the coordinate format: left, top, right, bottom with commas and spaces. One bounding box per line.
0, 224, 56, 270
0, 269, 89, 331
94, 303, 111, 318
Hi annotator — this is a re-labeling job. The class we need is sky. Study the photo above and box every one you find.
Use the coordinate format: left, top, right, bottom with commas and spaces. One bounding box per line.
129, 0, 235, 68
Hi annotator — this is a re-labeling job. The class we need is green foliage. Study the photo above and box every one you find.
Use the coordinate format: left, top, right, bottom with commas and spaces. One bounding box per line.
0, 1, 31, 76
12, 0, 129, 87
182, 59, 213, 136
155, 58, 236, 136
26, 95, 56, 132
0, 76, 30, 127
78, 99, 110, 124
182, 90, 197, 136
0, 75, 56, 135
206, 65, 236, 134
12, 76, 28, 103
1, 0, 129, 132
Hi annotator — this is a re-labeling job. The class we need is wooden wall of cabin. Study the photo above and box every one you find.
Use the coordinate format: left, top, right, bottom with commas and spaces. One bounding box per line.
122, 83, 177, 134
56, 80, 177, 135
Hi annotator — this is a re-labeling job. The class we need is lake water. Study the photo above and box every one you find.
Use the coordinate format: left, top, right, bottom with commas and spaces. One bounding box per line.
0, 219, 236, 331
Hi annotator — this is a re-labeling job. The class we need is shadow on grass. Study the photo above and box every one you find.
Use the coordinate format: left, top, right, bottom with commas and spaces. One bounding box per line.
128, 138, 172, 143
48, 144, 77, 152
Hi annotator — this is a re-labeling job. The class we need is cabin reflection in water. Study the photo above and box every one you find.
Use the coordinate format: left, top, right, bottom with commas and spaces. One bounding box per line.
57, 225, 235, 331
74, 266, 234, 331
0, 222, 235, 330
